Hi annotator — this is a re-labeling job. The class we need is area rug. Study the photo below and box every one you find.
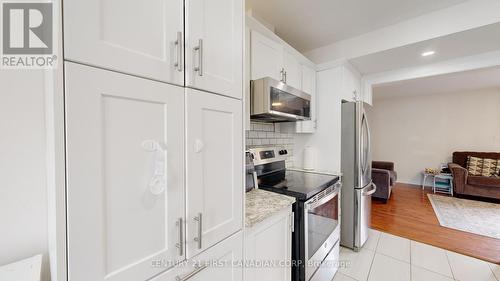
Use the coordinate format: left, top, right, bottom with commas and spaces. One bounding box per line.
427, 194, 500, 239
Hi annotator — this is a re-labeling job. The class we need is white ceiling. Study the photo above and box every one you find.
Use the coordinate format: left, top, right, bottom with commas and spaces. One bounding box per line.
372, 66, 500, 100
245, 0, 467, 52
350, 22, 500, 75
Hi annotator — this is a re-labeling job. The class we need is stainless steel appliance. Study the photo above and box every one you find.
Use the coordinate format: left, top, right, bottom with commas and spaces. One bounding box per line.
340, 101, 376, 251
250, 77, 311, 122
245, 151, 258, 192
249, 147, 341, 281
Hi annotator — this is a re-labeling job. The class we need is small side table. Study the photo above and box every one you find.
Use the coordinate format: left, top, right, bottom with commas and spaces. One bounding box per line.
433, 174, 453, 196
422, 172, 436, 190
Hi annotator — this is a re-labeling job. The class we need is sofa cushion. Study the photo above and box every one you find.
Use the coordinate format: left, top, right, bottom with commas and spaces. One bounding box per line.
481, 158, 499, 177
467, 156, 484, 176
467, 176, 500, 188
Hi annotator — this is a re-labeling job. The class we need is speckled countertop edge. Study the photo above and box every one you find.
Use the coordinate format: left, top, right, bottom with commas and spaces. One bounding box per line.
245, 189, 296, 228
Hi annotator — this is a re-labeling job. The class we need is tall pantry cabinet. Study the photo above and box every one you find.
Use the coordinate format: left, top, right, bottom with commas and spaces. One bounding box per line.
62, 0, 244, 281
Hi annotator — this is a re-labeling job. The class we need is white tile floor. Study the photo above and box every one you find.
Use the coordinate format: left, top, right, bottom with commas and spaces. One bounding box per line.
334, 229, 499, 281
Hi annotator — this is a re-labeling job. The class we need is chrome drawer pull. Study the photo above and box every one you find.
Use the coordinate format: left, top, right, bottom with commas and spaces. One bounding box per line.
175, 264, 207, 281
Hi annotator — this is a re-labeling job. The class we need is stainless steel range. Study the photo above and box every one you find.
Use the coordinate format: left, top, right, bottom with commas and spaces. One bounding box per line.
248, 147, 341, 281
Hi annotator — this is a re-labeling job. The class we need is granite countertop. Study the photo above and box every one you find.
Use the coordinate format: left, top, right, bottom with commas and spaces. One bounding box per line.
245, 189, 295, 228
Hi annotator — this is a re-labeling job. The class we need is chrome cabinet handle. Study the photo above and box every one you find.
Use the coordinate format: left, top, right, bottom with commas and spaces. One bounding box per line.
193, 213, 202, 249
284, 71, 287, 84
175, 218, 183, 256
174, 31, 183, 72
194, 39, 203, 76
175, 264, 208, 281
280, 68, 285, 82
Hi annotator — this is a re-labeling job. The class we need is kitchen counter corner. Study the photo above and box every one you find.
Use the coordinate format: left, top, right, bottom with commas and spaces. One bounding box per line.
245, 189, 295, 228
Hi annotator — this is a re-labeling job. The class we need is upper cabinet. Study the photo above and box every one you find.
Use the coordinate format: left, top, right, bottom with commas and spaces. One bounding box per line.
342, 65, 362, 102
283, 51, 302, 90
250, 30, 283, 81
64, 0, 243, 99
64, 0, 184, 86
185, 0, 243, 99
297, 64, 317, 133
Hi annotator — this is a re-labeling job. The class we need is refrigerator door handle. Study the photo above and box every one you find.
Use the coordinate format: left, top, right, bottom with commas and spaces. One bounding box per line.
362, 183, 377, 196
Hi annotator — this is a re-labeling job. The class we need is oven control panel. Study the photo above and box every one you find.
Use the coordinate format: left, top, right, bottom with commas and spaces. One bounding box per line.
248, 147, 288, 165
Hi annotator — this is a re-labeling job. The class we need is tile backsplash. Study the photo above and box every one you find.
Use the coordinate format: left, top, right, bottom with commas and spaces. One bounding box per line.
246, 122, 294, 167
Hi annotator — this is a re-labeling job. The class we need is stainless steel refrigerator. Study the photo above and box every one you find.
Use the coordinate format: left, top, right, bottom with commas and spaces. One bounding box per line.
340, 101, 377, 251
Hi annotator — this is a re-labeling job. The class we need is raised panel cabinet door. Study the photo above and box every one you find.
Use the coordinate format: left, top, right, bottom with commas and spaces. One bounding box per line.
65, 63, 185, 281
186, 89, 243, 259
185, 0, 243, 99
283, 51, 302, 90
151, 232, 243, 281
250, 30, 283, 81
189, 232, 243, 281
64, 0, 184, 86
244, 208, 292, 281
298, 65, 317, 133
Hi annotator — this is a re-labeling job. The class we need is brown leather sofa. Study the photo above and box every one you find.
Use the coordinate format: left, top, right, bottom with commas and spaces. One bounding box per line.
448, 152, 500, 200
372, 161, 397, 202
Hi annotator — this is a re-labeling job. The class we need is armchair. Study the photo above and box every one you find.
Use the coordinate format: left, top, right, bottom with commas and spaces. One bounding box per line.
371, 161, 397, 202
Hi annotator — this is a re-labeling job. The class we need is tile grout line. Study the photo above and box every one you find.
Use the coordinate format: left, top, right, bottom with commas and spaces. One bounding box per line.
409, 240, 412, 281
444, 251, 457, 280
365, 250, 376, 281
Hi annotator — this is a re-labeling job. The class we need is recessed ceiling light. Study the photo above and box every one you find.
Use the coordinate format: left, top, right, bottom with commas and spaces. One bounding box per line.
421, 51, 435, 57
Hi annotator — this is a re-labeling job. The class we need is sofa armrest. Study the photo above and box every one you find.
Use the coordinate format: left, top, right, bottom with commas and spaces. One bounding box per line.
372, 161, 394, 171
372, 168, 391, 200
449, 163, 467, 194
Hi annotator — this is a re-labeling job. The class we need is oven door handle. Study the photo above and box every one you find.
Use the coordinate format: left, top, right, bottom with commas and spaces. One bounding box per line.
305, 183, 340, 210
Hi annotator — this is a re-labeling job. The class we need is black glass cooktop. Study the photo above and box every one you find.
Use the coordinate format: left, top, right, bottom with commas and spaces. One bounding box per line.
258, 169, 340, 200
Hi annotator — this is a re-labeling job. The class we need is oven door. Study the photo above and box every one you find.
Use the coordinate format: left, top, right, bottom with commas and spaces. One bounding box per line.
304, 183, 341, 281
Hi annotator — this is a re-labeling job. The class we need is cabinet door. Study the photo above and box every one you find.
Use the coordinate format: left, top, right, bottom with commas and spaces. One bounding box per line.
342, 66, 361, 102
185, 0, 243, 99
64, 0, 184, 86
250, 30, 284, 81
190, 232, 243, 281
65, 63, 185, 281
283, 51, 302, 90
152, 232, 243, 281
297, 65, 317, 133
244, 208, 292, 281
186, 89, 243, 258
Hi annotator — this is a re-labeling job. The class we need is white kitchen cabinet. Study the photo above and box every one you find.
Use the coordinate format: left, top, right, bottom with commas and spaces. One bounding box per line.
342, 65, 361, 102
244, 207, 293, 281
151, 232, 243, 281
186, 89, 243, 259
280, 64, 317, 134
64, 0, 184, 86
250, 30, 284, 81
296, 64, 317, 133
185, 0, 243, 99
65, 62, 185, 281
283, 51, 302, 90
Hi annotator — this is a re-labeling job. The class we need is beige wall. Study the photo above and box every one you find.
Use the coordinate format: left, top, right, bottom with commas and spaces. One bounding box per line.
368, 88, 500, 185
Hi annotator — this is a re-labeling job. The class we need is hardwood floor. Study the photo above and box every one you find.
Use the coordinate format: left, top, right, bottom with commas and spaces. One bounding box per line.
371, 183, 500, 264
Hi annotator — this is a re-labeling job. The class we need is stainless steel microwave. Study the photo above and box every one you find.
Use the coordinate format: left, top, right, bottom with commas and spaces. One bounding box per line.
250, 77, 311, 122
